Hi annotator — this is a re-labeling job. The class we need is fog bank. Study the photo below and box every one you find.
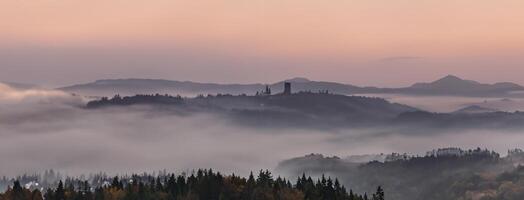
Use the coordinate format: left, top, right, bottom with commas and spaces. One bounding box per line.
2, 84, 524, 177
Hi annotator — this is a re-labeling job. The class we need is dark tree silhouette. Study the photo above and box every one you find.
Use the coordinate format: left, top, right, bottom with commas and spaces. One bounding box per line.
0, 170, 378, 200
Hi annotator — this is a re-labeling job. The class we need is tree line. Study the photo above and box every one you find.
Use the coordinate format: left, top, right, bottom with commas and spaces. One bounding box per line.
0, 169, 384, 200
86, 94, 184, 108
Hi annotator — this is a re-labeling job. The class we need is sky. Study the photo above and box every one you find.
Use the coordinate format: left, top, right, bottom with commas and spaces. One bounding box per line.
1, 0, 524, 87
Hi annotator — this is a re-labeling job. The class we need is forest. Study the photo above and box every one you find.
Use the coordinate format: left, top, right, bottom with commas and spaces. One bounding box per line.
86, 94, 184, 108
84, 93, 524, 131
278, 148, 524, 200
84, 92, 415, 129
0, 170, 384, 200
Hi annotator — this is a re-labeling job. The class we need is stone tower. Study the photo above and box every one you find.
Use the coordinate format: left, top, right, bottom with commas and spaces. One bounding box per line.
284, 82, 291, 95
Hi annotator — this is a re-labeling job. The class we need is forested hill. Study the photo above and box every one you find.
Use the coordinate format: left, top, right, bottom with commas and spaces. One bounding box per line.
277, 148, 524, 200
84, 92, 524, 130
0, 169, 384, 200
86, 94, 184, 108
85, 92, 417, 128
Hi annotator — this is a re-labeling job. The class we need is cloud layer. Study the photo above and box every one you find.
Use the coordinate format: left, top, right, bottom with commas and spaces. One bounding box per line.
2, 84, 524, 178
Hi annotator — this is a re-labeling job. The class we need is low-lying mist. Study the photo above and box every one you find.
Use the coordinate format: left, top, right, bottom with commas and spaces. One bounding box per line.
358, 93, 524, 112
2, 83, 524, 178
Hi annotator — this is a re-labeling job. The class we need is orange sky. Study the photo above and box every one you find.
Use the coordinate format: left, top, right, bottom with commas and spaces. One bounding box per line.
1, 0, 524, 86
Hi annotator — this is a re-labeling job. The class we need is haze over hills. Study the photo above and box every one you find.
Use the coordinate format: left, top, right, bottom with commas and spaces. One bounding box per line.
58, 77, 368, 97
452, 105, 499, 114
276, 148, 524, 200
85, 92, 418, 129
59, 79, 266, 97
6, 76, 524, 199
59, 75, 524, 97
0, 81, 38, 90
398, 75, 524, 96
83, 92, 524, 130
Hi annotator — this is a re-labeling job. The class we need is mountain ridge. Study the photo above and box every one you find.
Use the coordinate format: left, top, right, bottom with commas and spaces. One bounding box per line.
59, 75, 524, 97
407, 75, 524, 95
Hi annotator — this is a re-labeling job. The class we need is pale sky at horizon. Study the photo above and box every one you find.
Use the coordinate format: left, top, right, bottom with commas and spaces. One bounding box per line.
1, 0, 524, 87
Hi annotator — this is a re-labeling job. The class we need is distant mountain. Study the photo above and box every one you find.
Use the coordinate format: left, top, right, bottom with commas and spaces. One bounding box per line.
411, 75, 480, 89
269, 79, 367, 94
59, 75, 524, 97
399, 75, 524, 96
59, 77, 372, 97
283, 77, 311, 83
452, 105, 498, 114
60, 79, 266, 97
0, 81, 38, 90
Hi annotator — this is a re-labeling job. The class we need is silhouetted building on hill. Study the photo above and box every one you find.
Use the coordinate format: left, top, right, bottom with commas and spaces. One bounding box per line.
284, 82, 291, 95
256, 85, 272, 96
264, 85, 271, 95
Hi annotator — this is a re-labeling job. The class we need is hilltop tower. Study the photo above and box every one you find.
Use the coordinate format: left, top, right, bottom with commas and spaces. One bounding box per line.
264, 85, 271, 95
284, 82, 291, 95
